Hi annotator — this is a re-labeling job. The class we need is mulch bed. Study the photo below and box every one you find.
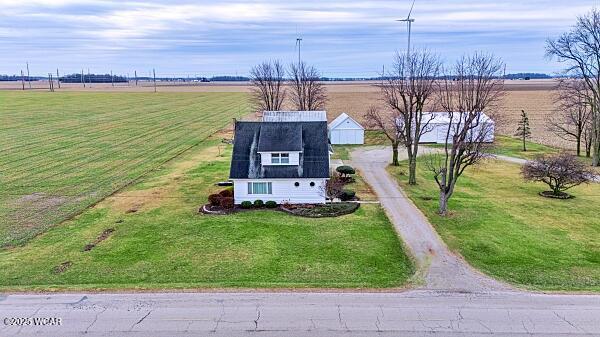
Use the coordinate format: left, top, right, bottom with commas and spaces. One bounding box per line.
539, 191, 573, 199
280, 202, 360, 218
199, 202, 359, 218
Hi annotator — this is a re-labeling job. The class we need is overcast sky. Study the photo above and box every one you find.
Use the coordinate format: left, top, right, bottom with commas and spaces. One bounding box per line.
0, 0, 597, 77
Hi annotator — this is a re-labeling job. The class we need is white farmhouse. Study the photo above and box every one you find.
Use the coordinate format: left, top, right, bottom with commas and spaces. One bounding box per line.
229, 121, 330, 204
419, 112, 495, 144
328, 113, 365, 145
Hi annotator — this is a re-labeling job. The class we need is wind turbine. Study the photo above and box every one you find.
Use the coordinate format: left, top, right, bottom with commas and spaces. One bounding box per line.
396, 0, 416, 59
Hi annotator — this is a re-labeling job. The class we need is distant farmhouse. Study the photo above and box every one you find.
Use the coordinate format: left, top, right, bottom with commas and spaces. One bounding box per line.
229, 121, 330, 204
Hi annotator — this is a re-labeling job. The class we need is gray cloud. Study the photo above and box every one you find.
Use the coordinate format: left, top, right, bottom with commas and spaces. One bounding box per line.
0, 0, 597, 76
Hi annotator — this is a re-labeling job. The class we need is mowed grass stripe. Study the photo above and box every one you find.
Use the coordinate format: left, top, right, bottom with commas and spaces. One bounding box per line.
8, 97, 240, 192
0, 93, 160, 149
2, 95, 236, 184
0, 94, 214, 163
0, 92, 249, 247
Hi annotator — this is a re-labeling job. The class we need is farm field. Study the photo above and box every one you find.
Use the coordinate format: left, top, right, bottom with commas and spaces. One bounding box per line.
1, 79, 567, 148
0, 138, 413, 291
388, 158, 600, 292
0, 91, 249, 247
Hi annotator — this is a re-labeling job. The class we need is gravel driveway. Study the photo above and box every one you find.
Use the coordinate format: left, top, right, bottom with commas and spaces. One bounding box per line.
351, 146, 511, 292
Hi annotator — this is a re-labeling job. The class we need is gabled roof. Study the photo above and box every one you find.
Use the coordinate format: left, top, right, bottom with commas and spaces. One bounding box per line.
262, 110, 327, 122
257, 122, 303, 152
329, 112, 364, 130
230, 121, 330, 179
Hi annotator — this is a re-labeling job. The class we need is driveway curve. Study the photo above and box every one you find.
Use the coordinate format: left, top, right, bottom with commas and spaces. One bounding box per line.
351, 146, 511, 292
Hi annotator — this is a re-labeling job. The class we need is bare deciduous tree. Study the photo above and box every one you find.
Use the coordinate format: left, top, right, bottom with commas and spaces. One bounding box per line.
249, 60, 286, 112
319, 174, 345, 201
288, 62, 327, 111
426, 53, 504, 216
365, 106, 403, 166
374, 50, 442, 184
522, 153, 595, 198
546, 9, 600, 166
548, 79, 593, 157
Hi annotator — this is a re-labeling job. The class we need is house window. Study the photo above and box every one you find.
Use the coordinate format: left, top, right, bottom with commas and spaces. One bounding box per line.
271, 153, 290, 164
248, 182, 272, 195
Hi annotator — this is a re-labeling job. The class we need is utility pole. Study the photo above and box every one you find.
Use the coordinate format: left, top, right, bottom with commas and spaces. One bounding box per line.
56, 68, 61, 89
111, 70, 114, 87
48, 73, 54, 92
20, 70, 25, 90
153, 68, 157, 93
26, 61, 31, 88
296, 37, 302, 66
81, 69, 85, 88
87, 68, 91, 87
134, 70, 138, 86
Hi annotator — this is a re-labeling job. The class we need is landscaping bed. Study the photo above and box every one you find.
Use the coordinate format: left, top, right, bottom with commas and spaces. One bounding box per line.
281, 202, 360, 218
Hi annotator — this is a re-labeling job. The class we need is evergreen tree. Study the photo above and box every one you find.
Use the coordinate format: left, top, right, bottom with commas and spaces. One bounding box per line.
515, 109, 532, 151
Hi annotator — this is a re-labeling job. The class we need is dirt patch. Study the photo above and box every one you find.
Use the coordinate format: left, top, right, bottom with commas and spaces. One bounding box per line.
83, 228, 115, 251
52, 261, 73, 274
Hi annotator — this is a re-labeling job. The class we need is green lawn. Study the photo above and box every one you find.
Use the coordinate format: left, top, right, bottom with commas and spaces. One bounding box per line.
388, 158, 600, 291
0, 91, 249, 247
424, 135, 558, 160
490, 135, 559, 159
0, 139, 413, 291
331, 130, 388, 160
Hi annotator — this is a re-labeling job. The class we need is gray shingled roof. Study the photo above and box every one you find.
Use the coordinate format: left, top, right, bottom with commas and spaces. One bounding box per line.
257, 122, 303, 152
229, 121, 330, 179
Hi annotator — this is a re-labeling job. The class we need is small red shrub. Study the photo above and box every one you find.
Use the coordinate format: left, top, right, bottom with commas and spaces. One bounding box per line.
219, 189, 234, 198
220, 197, 234, 209
208, 194, 222, 206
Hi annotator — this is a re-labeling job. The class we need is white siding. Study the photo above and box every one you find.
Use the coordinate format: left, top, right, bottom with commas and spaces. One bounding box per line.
232, 179, 327, 204
259, 152, 301, 166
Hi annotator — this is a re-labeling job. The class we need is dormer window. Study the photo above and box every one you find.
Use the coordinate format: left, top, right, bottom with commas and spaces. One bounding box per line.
271, 153, 290, 164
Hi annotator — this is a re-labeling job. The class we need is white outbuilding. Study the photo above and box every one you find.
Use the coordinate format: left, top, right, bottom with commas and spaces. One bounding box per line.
262, 110, 327, 122
418, 112, 495, 144
328, 113, 365, 145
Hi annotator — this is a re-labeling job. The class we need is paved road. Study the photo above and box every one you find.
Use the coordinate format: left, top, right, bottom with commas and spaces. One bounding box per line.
351, 146, 510, 292
2, 290, 600, 336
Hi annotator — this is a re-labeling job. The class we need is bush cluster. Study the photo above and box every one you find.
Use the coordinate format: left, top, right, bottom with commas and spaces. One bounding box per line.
253, 200, 264, 208
208, 188, 235, 208
240, 201, 253, 209
340, 189, 356, 201
265, 201, 278, 208
208, 194, 221, 206
220, 197, 234, 209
